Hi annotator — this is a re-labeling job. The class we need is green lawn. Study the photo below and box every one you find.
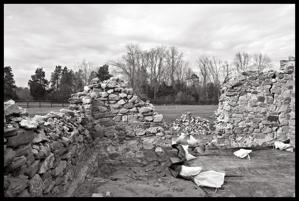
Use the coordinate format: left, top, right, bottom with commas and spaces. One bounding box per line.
154, 105, 218, 123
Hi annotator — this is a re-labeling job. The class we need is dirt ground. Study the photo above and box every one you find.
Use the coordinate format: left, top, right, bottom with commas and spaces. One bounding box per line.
72, 146, 295, 197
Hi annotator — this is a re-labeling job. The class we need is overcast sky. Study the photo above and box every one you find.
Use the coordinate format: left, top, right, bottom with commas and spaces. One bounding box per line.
4, 4, 295, 87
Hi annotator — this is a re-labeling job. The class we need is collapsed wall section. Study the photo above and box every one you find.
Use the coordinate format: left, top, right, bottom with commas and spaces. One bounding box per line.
214, 64, 295, 148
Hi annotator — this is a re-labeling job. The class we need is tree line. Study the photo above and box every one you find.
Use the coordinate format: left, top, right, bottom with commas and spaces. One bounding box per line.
4, 64, 112, 102
109, 44, 272, 104
4, 44, 272, 104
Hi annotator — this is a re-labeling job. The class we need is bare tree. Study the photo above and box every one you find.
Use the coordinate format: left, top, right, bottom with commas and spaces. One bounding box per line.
197, 56, 211, 100
234, 52, 250, 72
109, 44, 142, 90
148, 46, 167, 100
220, 61, 232, 83
75, 59, 96, 86
165, 46, 183, 87
253, 53, 271, 72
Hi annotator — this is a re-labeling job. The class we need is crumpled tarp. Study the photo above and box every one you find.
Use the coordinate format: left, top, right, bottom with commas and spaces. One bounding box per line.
233, 149, 252, 159
274, 141, 294, 152
193, 170, 225, 188
169, 133, 226, 189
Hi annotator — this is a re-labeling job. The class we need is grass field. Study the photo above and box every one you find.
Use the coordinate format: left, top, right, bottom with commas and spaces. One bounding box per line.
24, 104, 218, 122
154, 105, 218, 123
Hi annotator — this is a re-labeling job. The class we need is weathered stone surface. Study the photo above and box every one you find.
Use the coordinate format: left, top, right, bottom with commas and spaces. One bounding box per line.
153, 114, 163, 122
142, 137, 157, 150
19, 118, 39, 129
144, 116, 153, 122
4, 100, 22, 116
29, 174, 43, 197
19, 189, 30, 197
33, 131, 49, 144
6, 129, 34, 148
108, 94, 120, 101
54, 160, 67, 176
4, 148, 16, 167
100, 91, 108, 98
4, 126, 19, 137
119, 93, 127, 98
5, 175, 29, 197
15, 144, 32, 157
24, 160, 40, 178
215, 61, 295, 148
117, 99, 126, 105
119, 108, 128, 114
39, 153, 55, 174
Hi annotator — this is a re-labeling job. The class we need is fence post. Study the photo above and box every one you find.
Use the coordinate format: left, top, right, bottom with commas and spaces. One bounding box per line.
27, 101, 29, 108
39, 102, 41, 108
51, 102, 53, 108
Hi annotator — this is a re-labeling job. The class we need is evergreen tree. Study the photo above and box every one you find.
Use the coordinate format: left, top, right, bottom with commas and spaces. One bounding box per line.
74, 69, 85, 92
28, 68, 49, 100
50, 65, 62, 90
59, 67, 75, 101
88, 70, 98, 84
96, 64, 112, 82
4, 66, 18, 100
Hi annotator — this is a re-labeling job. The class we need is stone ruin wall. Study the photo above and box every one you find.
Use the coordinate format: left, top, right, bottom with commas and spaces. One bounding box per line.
68, 77, 167, 143
4, 77, 169, 197
214, 63, 295, 148
4, 103, 96, 197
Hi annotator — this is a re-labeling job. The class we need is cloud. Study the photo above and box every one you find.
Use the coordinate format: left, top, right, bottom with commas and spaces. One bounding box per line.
4, 4, 295, 87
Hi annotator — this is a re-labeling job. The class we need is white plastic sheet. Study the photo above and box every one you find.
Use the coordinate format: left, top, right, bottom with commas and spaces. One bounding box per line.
181, 145, 197, 161
193, 170, 225, 188
274, 141, 292, 150
180, 165, 202, 178
187, 135, 199, 146
233, 149, 252, 159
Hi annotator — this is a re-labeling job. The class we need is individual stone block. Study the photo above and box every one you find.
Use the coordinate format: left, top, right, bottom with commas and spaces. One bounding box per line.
24, 160, 40, 179
29, 174, 43, 197
54, 160, 67, 177
6, 129, 34, 148
153, 114, 163, 122
4, 148, 16, 167
5, 175, 29, 197
108, 94, 120, 101
39, 153, 55, 174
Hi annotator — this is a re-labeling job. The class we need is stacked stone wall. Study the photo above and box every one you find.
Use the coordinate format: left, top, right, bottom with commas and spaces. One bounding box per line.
4, 101, 95, 197
214, 63, 295, 148
4, 77, 168, 197
68, 77, 169, 148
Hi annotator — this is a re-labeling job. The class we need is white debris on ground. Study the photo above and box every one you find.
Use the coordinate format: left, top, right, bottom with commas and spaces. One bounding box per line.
169, 134, 226, 189
233, 149, 252, 159
274, 141, 294, 152
193, 170, 225, 188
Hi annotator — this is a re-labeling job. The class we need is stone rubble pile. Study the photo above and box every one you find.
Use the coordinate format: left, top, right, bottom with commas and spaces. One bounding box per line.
4, 100, 94, 197
170, 112, 215, 145
215, 64, 295, 148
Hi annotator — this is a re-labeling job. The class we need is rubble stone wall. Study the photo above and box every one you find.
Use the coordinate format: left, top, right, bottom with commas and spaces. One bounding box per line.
4, 101, 95, 197
4, 77, 169, 197
215, 63, 295, 148
68, 77, 169, 150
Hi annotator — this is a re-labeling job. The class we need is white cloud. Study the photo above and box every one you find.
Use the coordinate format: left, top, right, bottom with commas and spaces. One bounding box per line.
4, 4, 295, 87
